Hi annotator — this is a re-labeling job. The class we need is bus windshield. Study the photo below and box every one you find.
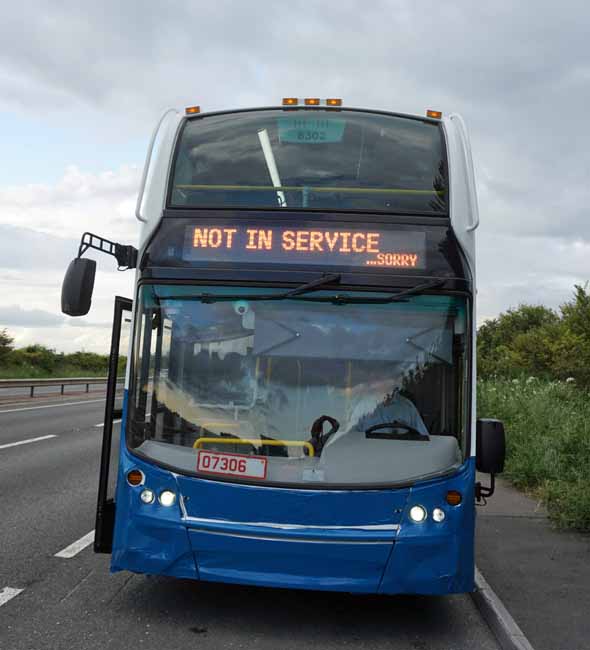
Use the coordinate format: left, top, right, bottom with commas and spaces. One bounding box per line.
169, 109, 447, 214
129, 285, 468, 487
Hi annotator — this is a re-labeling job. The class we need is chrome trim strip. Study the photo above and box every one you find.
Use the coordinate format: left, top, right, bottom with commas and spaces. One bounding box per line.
182, 515, 399, 532
178, 494, 188, 519
190, 528, 392, 545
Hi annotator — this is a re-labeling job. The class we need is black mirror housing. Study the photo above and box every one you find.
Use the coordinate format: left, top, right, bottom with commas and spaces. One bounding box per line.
61, 258, 96, 316
476, 418, 506, 474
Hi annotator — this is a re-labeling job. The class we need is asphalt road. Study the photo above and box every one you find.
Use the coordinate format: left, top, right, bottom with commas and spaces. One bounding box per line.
0, 396, 502, 650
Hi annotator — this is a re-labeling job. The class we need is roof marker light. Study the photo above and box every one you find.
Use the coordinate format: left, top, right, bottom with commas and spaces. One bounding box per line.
426, 109, 442, 119
282, 97, 298, 106
326, 98, 343, 106
304, 98, 321, 106
185, 106, 201, 115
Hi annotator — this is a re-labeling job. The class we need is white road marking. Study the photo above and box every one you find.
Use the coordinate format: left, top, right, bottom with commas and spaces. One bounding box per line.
0, 434, 57, 450
0, 587, 24, 607
55, 530, 95, 558
0, 398, 105, 415
94, 419, 122, 427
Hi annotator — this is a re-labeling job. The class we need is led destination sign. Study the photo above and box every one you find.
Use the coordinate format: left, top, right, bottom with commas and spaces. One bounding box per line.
183, 225, 426, 269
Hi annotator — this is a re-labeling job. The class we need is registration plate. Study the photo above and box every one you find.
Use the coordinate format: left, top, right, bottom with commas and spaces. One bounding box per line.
197, 450, 267, 480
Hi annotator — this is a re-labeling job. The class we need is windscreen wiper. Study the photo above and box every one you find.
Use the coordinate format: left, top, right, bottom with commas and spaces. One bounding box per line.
309, 278, 446, 305
158, 276, 443, 305
195, 273, 342, 303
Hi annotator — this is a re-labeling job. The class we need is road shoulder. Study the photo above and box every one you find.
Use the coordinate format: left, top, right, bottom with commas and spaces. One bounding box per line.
476, 476, 590, 650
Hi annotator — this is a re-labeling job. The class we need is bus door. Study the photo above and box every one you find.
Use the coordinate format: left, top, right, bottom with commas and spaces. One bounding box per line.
95, 296, 133, 553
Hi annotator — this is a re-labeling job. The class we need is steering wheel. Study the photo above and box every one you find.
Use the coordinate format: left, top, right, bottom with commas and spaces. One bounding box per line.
365, 421, 427, 441
309, 415, 340, 454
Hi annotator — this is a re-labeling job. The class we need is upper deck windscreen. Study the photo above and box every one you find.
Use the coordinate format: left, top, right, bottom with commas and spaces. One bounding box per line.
169, 109, 447, 214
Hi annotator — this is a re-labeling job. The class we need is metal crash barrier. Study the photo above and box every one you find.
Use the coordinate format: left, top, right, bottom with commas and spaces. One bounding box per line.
0, 377, 110, 398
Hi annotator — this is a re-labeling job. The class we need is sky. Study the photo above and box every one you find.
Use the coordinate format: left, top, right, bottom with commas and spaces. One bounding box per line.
1, 0, 589, 353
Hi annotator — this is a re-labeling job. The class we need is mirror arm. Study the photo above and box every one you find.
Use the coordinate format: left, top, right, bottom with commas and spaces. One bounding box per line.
77, 232, 138, 270
475, 473, 496, 502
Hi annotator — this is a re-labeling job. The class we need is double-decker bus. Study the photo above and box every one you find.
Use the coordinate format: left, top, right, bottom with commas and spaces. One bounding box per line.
62, 98, 505, 595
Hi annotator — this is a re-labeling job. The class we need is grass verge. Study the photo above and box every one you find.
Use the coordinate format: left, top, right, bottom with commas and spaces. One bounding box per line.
0, 366, 107, 379
478, 378, 590, 532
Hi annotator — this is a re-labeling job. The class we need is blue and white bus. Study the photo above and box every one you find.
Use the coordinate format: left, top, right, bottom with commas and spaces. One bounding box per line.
62, 99, 505, 595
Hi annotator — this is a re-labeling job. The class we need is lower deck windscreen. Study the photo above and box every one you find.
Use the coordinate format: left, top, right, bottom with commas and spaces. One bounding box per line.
129, 285, 468, 486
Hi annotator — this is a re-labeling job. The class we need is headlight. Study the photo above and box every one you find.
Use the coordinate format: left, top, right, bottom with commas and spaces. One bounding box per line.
432, 507, 446, 522
159, 490, 177, 507
140, 489, 155, 504
409, 505, 427, 523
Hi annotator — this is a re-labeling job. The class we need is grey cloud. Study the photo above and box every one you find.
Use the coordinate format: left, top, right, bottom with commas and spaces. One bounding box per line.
1, 0, 590, 347
0, 304, 64, 327
0, 224, 136, 273
2, 1, 588, 240
0, 225, 78, 270
476, 231, 590, 323
66, 319, 112, 328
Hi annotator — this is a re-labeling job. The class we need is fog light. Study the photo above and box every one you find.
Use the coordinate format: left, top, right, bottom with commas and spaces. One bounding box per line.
409, 505, 427, 523
433, 507, 446, 522
159, 490, 176, 507
140, 489, 155, 504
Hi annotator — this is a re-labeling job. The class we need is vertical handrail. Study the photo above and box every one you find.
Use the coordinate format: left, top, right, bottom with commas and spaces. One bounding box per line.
257, 128, 287, 207
449, 113, 480, 232
94, 296, 132, 553
135, 108, 179, 223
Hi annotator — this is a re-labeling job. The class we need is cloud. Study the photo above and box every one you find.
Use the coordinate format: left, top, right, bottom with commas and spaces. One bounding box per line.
0, 304, 64, 327
0, 165, 141, 242
0, 0, 589, 348
0, 224, 78, 270
0, 194, 135, 353
0, 216, 135, 353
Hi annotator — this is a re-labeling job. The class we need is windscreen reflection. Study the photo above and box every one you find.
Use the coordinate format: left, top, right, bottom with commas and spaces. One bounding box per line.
130, 286, 468, 486
170, 109, 447, 214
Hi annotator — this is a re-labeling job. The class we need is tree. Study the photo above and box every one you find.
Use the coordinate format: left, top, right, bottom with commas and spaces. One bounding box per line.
0, 329, 14, 363
560, 284, 590, 340
477, 305, 559, 378
477, 287, 590, 386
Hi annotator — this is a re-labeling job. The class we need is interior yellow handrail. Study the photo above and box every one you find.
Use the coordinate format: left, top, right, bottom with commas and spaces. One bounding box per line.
193, 437, 315, 457
176, 183, 443, 196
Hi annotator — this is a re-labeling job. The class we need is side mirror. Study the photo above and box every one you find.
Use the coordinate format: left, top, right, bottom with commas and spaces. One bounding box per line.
476, 418, 506, 474
61, 258, 96, 316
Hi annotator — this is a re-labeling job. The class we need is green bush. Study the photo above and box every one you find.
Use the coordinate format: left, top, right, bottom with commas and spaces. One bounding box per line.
478, 378, 590, 532
0, 331, 127, 378
478, 284, 590, 386
11, 345, 59, 372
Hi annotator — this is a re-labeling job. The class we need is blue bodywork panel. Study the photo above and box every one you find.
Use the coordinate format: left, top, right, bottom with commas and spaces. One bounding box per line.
379, 460, 475, 594
178, 475, 407, 592
111, 392, 476, 593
